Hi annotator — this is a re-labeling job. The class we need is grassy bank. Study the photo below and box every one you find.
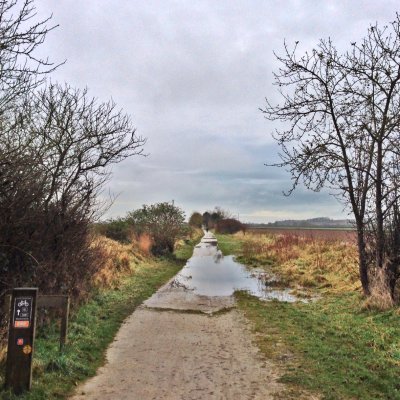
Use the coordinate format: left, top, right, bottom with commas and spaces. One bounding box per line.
236, 291, 400, 400
219, 232, 400, 400
0, 239, 195, 400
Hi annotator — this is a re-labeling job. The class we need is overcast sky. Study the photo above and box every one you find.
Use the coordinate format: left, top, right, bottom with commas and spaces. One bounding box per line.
35, 0, 399, 222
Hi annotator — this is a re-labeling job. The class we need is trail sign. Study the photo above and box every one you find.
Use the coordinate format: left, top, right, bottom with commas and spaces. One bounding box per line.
13, 297, 33, 328
5, 288, 38, 394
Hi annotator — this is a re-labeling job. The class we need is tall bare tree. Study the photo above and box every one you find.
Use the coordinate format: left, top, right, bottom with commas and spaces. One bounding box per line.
0, 1, 146, 348
0, 83, 145, 294
0, 0, 59, 111
0, 0, 59, 303
262, 14, 400, 298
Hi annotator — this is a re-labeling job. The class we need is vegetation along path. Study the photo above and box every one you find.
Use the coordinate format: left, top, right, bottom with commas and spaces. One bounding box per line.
71, 233, 307, 400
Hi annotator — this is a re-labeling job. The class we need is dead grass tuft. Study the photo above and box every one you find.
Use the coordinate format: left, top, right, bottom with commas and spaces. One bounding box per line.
362, 268, 395, 311
90, 235, 148, 288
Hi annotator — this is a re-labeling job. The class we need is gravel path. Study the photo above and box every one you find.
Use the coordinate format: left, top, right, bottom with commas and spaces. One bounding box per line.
72, 307, 283, 400
71, 233, 294, 399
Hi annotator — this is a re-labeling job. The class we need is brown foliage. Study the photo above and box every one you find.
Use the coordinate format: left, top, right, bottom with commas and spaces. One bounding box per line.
215, 218, 245, 234
137, 234, 153, 254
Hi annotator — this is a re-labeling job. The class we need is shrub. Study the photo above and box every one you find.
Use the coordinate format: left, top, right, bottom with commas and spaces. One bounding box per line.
94, 218, 132, 243
128, 202, 185, 255
188, 212, 203, 228
215, 218, 246, 234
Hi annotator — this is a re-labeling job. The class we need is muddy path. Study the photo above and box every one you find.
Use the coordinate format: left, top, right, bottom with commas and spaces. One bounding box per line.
71, 232, 304, 399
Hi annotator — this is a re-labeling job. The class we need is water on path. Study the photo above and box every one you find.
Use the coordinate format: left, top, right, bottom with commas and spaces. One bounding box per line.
172, 232, 301, 302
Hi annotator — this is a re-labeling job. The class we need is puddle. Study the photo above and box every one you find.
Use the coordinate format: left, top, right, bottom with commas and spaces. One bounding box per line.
172, 232, 306, 303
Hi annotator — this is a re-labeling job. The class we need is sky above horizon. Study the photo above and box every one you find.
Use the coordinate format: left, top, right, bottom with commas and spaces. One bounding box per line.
34, 0, 399, 222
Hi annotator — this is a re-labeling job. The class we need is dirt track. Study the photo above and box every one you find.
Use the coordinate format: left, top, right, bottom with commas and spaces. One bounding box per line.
72, 307, 283, 400
71, 232, 309, 399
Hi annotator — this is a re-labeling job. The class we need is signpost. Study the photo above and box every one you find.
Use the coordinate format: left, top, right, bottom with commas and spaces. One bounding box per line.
37, 295, 70, 351
5, 288, 38, 394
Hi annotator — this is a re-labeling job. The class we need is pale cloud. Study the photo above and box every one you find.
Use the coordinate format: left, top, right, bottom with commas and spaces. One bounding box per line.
34, 0, 399, 221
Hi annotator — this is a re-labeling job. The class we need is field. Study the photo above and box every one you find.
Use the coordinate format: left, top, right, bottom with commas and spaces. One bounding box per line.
226, 229, 360, 294
247, 227, 357, 242
216, 231, 400, 399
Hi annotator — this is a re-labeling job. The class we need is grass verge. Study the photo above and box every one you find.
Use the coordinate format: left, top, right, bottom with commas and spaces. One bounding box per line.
214, 233, 242, 255
174, 229, 203, 261
0, 254, 188, 400
236, 291, 400, 399
224, 231, 400, 399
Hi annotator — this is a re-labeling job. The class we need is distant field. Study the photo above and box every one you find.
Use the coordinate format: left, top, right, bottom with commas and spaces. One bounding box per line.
246, 227, 357, 242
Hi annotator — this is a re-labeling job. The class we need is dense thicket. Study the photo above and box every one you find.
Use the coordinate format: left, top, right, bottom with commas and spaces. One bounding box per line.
188, 212, 203, 228
0, 84, 145, 297
202, 207, 231, 229
94, 218, 133, 244
0, 0, 145, 343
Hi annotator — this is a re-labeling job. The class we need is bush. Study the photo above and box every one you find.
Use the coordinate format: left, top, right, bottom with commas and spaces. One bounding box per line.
215, 218, 246, 234
94, 218, 132, 243
128, 202, 185, 255
203, 207, 231, 229
188, 212, 203, 228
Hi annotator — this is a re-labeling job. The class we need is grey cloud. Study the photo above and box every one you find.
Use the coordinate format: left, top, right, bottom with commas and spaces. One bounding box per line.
34, 0, 399, 221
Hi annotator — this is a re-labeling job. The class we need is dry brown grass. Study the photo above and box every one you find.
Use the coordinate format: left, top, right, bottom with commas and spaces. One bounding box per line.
362, 267, 395, 311
90, 235, 149, 288
0, 235, 153, 362
237, 231, 360, 293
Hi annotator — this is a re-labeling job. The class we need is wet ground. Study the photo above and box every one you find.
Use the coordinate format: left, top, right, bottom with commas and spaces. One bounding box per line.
156, 231, 302, 307
71, 233, 311, 400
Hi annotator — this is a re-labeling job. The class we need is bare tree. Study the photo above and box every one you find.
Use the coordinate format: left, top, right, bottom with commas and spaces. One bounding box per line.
0, 0, 59, 305
261, 14, 400, 298
0, 83, 145, 300
0, 1, 146, 347
26, 83, 145, 215
0, 0, 60, 111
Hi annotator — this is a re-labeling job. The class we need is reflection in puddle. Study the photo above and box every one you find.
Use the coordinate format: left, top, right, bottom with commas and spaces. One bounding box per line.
173, 232, 305, 303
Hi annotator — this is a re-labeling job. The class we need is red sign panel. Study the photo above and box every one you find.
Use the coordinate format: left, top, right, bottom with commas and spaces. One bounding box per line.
14, 321, 30, 328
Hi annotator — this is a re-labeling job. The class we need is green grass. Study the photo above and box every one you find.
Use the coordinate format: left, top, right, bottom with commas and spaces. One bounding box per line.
0, 256, 185, 399
214, 233, 242, 255
235, 291, 400, 400
174, 230, 203, 261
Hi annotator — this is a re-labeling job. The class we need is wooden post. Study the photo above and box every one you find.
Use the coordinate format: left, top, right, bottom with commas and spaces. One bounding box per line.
36, 295, 70, 352
5, 288, 38, 394
60, 296, 69, 352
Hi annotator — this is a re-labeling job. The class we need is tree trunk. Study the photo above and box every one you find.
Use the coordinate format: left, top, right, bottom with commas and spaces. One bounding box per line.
356, 225, 370, 296
375, 140, 384, 269
387, 262, 397, 301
